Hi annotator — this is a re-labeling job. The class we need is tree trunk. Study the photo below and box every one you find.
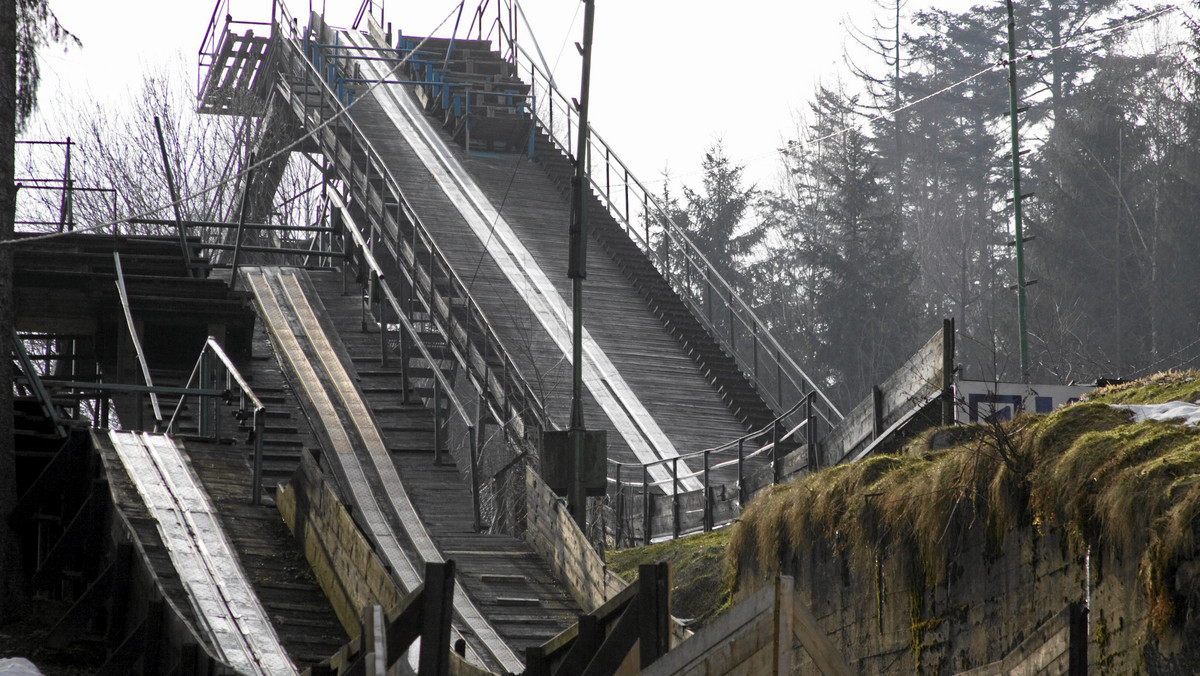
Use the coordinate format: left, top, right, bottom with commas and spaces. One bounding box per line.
0, 0, 28, 624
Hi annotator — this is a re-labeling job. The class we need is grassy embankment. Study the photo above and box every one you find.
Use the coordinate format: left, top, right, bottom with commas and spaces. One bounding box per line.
607, 371, 1200, 638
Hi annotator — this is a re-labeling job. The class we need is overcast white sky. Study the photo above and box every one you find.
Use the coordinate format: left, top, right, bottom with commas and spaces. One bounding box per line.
28, 0, 977, 192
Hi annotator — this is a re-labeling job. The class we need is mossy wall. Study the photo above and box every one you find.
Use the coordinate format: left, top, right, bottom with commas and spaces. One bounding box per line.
774, 514, 1156, 673
728, 372, 1200, 674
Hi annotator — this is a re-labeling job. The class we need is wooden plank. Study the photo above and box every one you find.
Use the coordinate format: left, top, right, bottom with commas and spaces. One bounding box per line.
781, 575, 853, 676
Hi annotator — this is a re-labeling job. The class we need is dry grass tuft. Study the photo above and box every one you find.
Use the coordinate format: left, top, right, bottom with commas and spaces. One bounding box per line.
607, 529, 735, 628
1088, 370, 1200, 406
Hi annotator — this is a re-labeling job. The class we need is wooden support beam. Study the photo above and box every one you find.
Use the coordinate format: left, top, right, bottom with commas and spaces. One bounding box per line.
33, 490, 100, 588
419, 561, 456, 676
577, 605, 638, 676
637, 562, 669, 667
46, 555, 114, 648
383, 582, 427, 658
524, 646, 548, 676
549, 613, 601, 676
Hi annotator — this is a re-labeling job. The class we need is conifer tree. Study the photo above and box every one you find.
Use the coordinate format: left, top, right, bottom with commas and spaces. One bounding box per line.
679, 142, 760, 298
768, 88, 920, 406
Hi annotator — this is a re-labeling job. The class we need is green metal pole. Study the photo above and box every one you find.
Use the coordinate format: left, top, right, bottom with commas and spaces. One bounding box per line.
567, 0, 596, 530
1006, 0, 1030, 384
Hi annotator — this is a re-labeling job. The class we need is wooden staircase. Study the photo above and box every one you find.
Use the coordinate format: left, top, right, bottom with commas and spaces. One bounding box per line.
303, 269, 581, 652
398, 35, 534, 154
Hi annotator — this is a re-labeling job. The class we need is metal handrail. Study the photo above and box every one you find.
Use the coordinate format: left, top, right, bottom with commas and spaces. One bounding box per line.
604, 391, 820, 545
113, 252, 164, 431
332, 191, 470, 423
167, 337, 267, 505
330, 189, 495, 530
608, 396, 808, 469
265, 12, 561, 530
506, 38, 843, 431
286, 15, 554, 445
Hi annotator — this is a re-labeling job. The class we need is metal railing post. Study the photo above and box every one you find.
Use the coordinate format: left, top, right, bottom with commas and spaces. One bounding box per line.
752, 324, 759, 379
703, 450, 711, 533
614, 463, 623, 547
728, 304, 735, 351
807, 391, 817, 471
642, 464, 651, 546
469, 424, 481, 532
737, 439, 745, 507
777, 351, 783, 409
672, 458, 680, 539
400, 298, 411, 404
623, 167, 629, 224
252, 409, 264, 506
363, 271, 371, 332
380, 278, 388, 366
772, 423, 782, 485
605, 147, 610, 199
433, 376, 443, 465
199, 350, 211, 438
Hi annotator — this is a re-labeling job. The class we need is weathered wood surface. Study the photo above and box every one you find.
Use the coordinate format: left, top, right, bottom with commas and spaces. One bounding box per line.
335, 54, 751, 477
109, 379, 349, 669
642, 576, 852, 676
105, 431, 296, 675
183, 440, 348, 666
814, 325, 949, 468
523, 466, 627, 613
249, 265, 576, 667
304, 270, 581, 654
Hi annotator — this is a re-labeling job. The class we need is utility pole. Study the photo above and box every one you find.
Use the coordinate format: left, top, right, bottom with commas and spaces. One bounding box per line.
1006, 0, 1031, 384
567, 0, 596, 530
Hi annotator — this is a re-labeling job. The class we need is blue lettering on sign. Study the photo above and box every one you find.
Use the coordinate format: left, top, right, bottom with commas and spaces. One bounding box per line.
968, 393, 1023, 423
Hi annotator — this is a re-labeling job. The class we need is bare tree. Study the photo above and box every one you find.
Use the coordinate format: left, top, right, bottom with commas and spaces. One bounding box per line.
18, 57, 323, 248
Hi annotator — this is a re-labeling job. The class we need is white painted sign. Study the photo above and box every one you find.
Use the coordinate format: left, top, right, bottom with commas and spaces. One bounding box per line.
955, 380, 1095, 423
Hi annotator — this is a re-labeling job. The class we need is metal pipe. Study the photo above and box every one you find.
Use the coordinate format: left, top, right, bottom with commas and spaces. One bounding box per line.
153, 116, 194, 277
113, 252, 163, 430
228, 152, 255, 292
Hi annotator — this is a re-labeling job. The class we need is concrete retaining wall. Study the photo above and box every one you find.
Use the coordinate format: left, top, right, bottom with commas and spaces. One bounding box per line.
524, 466, 626, 613
743, 522, 1197, 674
277, 452, 403, 638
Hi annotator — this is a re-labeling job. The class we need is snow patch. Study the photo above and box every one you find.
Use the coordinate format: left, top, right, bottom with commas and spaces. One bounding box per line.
1112, 401, 1200, 427
0, 659, 44, 676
